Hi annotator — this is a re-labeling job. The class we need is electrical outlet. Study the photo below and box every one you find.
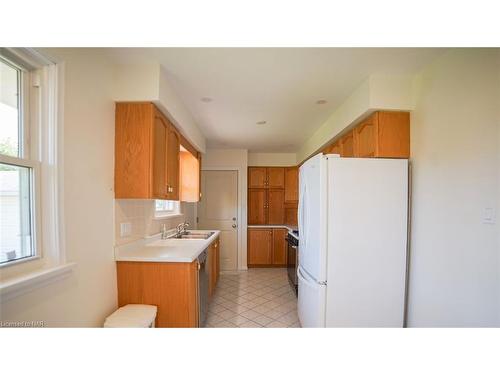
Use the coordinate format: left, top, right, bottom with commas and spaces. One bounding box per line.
120, 222, 132, 237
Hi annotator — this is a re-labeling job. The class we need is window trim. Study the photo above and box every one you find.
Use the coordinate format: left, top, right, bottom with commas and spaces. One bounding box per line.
0, 48, 71, 298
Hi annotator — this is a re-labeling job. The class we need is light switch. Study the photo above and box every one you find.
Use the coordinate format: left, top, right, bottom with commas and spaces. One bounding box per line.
120, 222, 132, 237
483, 208, 495, 224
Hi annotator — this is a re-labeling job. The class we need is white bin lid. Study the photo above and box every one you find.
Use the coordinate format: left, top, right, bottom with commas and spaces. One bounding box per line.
104, 304, 157, 328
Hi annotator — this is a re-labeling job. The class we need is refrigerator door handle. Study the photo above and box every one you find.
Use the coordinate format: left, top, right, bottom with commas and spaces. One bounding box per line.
298, 266, 326, 286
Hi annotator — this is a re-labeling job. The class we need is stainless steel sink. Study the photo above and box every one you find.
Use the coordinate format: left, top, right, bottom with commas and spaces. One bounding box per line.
172, 231, 215, 240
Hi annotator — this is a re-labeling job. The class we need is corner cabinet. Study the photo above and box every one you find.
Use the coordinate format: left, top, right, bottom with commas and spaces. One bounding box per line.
115, 102, 180, 200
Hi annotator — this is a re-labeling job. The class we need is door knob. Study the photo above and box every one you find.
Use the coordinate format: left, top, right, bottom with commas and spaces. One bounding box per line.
232, 224, 237, 228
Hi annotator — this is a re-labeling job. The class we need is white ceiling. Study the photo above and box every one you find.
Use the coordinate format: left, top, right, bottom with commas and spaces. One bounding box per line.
107, 48, 444, 152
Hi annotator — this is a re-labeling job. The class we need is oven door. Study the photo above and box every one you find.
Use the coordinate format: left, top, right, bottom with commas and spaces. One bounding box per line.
287, 237, 298, 292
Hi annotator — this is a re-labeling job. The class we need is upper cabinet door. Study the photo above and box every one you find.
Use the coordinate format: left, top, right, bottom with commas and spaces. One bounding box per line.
248, 167, 267, 188
284, 167, 298, 203
115, 102, 155, 199
267, 167, 285, 189
354, 113, 378, 158
377, 111, 410, 158
340, 130, 355, 157
267, 189, 285, 225
166, 124, 180, 200
248, 188, 267, 225
152, 112, 168, 199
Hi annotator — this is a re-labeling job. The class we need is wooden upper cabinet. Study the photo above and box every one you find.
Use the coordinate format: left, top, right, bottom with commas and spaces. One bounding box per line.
152, 112, 168, 199
340, 130, 355, 157
284, 167, 298, 203
248, 229, 273, 266
324, 141, 341, 155
354, 113, 377, 157
166, 125, 180, 200
267, 189, 285, 225
376, 111, 410, 158
248, 189, 267, 225
115, 102, 194, 200
248, 167, 267, 188
267, 167, 285, 188
272, 228, 288, 265
353, 111, 410, 158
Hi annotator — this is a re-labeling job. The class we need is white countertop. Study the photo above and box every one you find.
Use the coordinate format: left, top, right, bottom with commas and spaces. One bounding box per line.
115, 230, 220, 263
247, 225, 298, 239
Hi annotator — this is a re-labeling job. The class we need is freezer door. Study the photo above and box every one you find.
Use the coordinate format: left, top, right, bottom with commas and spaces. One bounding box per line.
297, 266, 326, 328
298, 153, 328, 282
326, 158, 408, 327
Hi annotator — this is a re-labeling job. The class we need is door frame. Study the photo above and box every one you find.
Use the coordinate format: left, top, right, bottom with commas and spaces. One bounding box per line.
200, 167, 246, 271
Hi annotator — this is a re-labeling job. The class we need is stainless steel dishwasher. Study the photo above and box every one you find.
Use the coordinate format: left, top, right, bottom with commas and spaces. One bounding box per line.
197, 249, 209, 327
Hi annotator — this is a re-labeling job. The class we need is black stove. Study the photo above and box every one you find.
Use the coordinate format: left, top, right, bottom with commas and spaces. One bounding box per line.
286, 231, 299, 296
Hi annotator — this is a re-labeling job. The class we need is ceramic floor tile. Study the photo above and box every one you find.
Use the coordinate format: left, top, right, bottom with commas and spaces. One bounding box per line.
205, 268, 298, 328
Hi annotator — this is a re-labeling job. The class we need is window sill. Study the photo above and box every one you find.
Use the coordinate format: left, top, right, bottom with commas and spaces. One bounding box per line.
0, 262, 76, 302
154, 213, 184, 220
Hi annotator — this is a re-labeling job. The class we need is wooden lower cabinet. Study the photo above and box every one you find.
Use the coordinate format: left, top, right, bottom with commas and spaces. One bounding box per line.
248, 228, 289, 267
247, 229, 273, 265
116, 260, 199, 327
272, 228, 288, 265
208, 238, 220, 299
116, 238, 221, 328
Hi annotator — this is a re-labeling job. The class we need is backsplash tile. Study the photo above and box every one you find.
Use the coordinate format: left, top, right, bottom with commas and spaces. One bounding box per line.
114, 200, 196, 246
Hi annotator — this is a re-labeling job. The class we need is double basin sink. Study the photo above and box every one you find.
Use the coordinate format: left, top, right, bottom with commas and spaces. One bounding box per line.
170, 231, 215, 240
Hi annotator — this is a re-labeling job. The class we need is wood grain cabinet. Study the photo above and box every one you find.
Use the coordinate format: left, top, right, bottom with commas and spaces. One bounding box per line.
353, 111, 410, 158
247, 228, 273, 265
268, 189, 285, 225
248, 228, 288, 267
248, 167, 287, 225
339, 130, 355, 157
320, 111, 410, 159
208, 238, 220, 299
248, 188, 268, 225
284, 167, 298, 204
248, 167, 267, 188
115, 102, 181, 200
116, 260, 199, 327
272, 228, 288, 265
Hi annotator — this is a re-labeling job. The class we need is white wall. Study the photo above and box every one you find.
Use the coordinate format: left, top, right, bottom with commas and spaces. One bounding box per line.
248, 152, 297, 166
1, 49, 117, 326
201, 149, 248, 269
297, 74, 416, 163
407, 49, 500, 327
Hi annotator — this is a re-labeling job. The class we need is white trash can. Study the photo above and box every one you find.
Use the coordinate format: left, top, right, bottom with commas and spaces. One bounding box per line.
104, 304, 157, 328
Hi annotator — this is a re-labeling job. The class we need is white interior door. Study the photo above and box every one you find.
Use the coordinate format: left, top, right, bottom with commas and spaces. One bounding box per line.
198, 170, 238, 271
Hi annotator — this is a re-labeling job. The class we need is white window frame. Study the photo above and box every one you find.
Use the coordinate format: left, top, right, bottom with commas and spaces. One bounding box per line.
154, 199, 182, 219
0, 48, 73, 301
0, 53, 41, 267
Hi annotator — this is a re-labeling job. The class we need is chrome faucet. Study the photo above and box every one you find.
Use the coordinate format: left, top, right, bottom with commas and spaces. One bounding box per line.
161, 224, 168, 240
176, 221, 190, 236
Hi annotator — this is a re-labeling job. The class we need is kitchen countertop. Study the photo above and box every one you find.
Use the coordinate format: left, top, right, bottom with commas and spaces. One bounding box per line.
247, 225, 298, 239
114, 230, 220, 263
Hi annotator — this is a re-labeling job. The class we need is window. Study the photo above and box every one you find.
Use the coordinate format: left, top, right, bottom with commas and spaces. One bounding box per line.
155, 200, 180, 217
0, 56, 38, 265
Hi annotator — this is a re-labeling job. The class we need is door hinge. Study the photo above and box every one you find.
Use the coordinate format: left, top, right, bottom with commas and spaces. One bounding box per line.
196, 217, 199, 224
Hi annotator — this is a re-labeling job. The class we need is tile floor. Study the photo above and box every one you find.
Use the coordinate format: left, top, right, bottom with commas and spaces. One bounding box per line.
205, 268, 300, 328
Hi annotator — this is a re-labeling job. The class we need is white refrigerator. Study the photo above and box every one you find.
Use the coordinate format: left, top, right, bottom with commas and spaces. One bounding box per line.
297, 153, 408, 327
